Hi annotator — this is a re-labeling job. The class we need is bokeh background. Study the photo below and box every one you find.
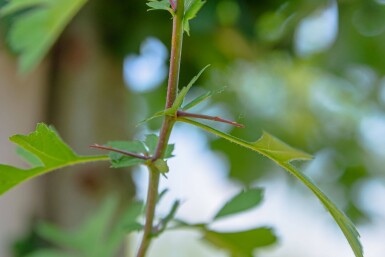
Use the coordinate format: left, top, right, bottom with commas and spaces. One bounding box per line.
1, 0, 385, 256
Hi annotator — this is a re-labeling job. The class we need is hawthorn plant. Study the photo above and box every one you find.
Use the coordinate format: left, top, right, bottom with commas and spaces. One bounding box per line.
0, 0, 363, 257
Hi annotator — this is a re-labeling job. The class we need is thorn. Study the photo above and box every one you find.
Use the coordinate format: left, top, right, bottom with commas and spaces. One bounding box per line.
176, 110, 245, 128
170, 0, 176, 10
90, 144, 151, 160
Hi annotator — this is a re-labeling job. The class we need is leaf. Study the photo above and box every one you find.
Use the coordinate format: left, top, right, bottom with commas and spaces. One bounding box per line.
107, 141, 148, 168
214, 188, 264, 220
154, 200, 180, 236
179, 118, 363, 257
153, 159, 169, 174
37, 196, 144, 257
182, 91, 212, 110
145, 134, 175, 158
1, 0, 87, 73
171, 65, 210, 112
146, 0, 173, 14
15, 146, 44, 168
0, 123, 108, 195
106, 135, 174, 168
26, 250, 73, 257
183, 0, 205, 35
203, 227, 277, 257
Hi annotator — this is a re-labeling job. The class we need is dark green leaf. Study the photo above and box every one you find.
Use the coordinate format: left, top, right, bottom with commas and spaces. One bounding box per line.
203, 227, 277, 257
0, 123, 108, 195
214, 188, 264, 220
184, 0, 206, 35
1, 0, 87, 73
180, 118, 363, 257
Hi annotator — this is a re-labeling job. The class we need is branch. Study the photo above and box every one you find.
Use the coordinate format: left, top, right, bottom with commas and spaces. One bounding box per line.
136, 1, 185, 257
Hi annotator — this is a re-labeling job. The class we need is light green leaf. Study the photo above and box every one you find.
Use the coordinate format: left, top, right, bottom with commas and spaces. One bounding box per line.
183, 0, 206, 35
180, 118, 363, 257
0, 123, 108, 195
214, 188, 264, 220
16, 146, 44, 168
147, 0, 174, 14
172, 65, 210, 111
137, 109, 171, 126
37, 196, 144, 257
26, 250, 73, 257
182, 91, 212, 110
154, 200, 180, 236
1, 0, 87, 73
203, 227, 277, 257
153, 159, 169, 174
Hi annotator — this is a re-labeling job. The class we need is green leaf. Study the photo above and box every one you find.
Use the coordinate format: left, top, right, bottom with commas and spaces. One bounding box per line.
0, 0, 87, 73
37, 196, 144, 257
172, 65, 210, 112
182, 91, 212, 110
183, 0, 205, 35
106, 135, 174, 168
146, 0, 173, 14
180, 118, 363, 257
26, 250, 73, 257
145, 134, 175, 158
203, 227, 277, 257
153, 159, 169, 174
0, 123, 108, 195
214, 188, 264, 220
154, 200, 180, 236
16, 146, 44, 168
107, 141, 148, 168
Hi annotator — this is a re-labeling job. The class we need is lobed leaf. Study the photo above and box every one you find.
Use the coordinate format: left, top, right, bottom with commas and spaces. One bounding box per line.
214, 188, 264, 220
183, 0, 205, 35
203, 227, 277, 257
0, 123, 108, 195
179, 118, 363, 257
1, 0, 87, 73
146, 0, 173, 14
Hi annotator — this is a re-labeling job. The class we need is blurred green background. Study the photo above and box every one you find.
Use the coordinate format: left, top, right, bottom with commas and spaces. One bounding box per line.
0, 0, 385, 256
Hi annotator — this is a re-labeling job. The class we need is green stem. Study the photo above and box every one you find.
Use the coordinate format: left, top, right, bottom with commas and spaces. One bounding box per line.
135, 165, 160, 257
136, 1, 185, 257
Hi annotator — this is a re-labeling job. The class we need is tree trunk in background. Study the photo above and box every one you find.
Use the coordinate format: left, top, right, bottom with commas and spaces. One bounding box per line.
0, 45, 49, 257
0, 7, 135, 257
45, 12, 136, 229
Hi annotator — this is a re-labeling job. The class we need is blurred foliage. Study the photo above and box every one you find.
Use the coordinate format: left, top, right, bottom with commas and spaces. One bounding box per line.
20, 196, 144, 257
107, 0, 385, 224
2, 0, 385, 253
